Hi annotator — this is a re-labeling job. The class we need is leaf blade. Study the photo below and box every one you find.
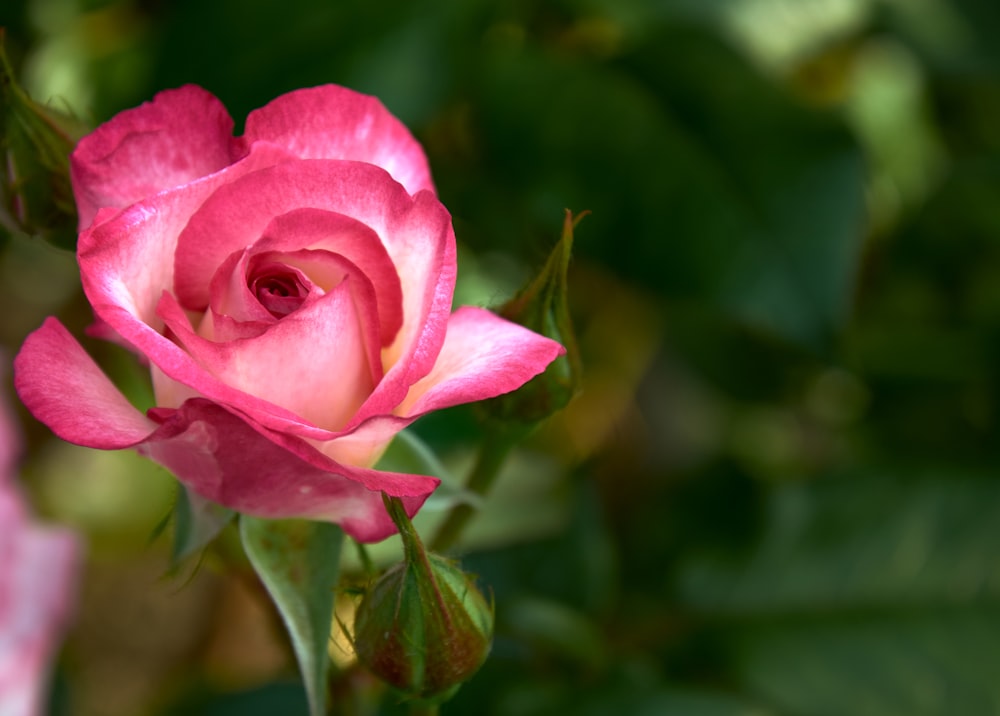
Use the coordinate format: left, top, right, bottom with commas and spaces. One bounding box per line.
240, 516, 343, 716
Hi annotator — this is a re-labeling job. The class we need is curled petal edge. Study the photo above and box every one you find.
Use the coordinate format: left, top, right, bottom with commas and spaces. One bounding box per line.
13, 319, 435, 542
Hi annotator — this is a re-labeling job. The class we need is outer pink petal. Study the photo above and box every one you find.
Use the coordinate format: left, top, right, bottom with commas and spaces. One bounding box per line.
397, 306, 566, 417
140, 399, 437, 542
78, 142, 294, 334
321, 414, 413, 468
365, 189, 456, 416
243, 85, 434, 196
70, 85, 240, 230
318, 307, 565, 466
11, 321, 432, 541
13, 318, 157, 449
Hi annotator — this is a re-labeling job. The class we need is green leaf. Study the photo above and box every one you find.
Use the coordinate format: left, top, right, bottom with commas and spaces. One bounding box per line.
172, 487, 235, 564
240, 516, 343, 716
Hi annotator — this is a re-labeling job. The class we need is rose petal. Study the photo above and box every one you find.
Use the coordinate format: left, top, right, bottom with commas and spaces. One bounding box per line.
79, 142, 294, 334
251, 208, 404, 346
70, 85, 241, 230
207, 249, 279, 327
362, 189, 456, 414
171, 162, 455, 421
76, 143, 346, 439
140, 399, 437, 542
206, 247, 340, 329
319, 307, 565, 466
243, 85, 434, 196
241, 247, 385, 382
159, 277, 376, 431
13, 318, 157, 449
397, 305, 566, 417
95, 287, 338, 441
320, 414, 411, 469
11, 320, 433, 542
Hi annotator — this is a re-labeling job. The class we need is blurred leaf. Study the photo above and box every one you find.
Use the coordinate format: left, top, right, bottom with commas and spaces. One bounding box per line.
574, 684, 773, 716
732, 608, 1000, 716
473, 23, 865, 352
161, 681, 308, 716
451, 651, 772, 716
679, 471, 1000, 715
240, 517, 343, 716
375, 428, 473, 512
460, 472, 609, 609
502, 596, 607, 671
653, 0, 872, 72
884, 0, 1000, 74
146, 0, 434, 124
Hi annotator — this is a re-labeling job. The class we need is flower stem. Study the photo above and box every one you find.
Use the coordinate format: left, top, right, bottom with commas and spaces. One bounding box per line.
430, 425, 525, 552
382, 493, 430, 572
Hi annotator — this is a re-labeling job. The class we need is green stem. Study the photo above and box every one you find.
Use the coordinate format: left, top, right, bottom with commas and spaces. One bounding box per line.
381, 492, 418, 550
354, 538, 376, 578
430, 426, 525, 553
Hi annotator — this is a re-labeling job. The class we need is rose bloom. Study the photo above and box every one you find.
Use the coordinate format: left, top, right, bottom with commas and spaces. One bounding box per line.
0, 368, 79, 716
14, 85, 563, 541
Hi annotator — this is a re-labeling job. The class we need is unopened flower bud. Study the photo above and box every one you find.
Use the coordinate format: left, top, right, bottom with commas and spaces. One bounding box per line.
1, 35, 85, 249
482, 209, 585, 424
353, 495, 493, 703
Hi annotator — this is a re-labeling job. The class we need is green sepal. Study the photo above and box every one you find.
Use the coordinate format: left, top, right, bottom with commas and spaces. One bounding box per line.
0, 33, 86, 249
172, 487, 235, 565
482, 209, 585, 425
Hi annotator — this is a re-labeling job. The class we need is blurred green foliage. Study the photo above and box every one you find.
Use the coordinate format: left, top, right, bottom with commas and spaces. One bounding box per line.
4, 0, 1000, 714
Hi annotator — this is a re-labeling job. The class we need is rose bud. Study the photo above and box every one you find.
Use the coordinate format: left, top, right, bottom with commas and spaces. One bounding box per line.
482, 209, 585, 425
353, 496, 493, 702
0, 36, 85, 249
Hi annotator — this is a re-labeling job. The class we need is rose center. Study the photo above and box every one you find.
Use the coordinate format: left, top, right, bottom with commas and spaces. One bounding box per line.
251, 268, 310, 318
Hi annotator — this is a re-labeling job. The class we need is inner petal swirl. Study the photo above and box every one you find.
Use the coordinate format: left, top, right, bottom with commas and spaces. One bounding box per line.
251, 263, 311, 317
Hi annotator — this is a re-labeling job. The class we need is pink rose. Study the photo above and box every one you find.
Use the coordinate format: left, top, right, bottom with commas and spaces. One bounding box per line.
14, 85, 563, 542
1, 365, 79, 716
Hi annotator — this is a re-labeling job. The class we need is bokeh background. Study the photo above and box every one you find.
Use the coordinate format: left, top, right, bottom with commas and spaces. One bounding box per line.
4, 0, 1000, 714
